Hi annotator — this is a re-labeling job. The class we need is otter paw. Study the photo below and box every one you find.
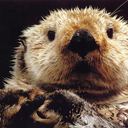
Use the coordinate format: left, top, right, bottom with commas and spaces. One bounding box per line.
3, 95, 46, 128
32, 90, 84, 127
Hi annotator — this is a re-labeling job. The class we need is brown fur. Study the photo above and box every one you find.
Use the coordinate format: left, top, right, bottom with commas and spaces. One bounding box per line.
1, 7, 128, 127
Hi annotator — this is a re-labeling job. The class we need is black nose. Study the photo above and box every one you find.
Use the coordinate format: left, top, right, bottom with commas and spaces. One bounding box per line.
68, 29, 98, 58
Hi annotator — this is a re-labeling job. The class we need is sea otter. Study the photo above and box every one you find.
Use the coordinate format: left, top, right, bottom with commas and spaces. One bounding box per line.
1, 7, 128, 127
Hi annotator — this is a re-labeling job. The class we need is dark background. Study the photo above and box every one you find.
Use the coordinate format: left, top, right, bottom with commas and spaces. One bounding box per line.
0, 0, 128, 89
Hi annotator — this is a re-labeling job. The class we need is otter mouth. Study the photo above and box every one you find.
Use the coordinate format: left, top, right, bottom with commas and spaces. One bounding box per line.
72, 60, 92, 74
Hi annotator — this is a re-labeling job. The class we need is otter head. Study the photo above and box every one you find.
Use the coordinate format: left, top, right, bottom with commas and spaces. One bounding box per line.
12, 7, 128, 100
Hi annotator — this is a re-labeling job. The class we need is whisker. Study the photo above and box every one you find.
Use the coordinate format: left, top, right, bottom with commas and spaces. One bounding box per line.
111, 0, 128, 16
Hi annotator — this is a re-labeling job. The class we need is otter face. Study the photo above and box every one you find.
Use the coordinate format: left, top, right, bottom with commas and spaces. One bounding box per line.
22, 7, 128, 96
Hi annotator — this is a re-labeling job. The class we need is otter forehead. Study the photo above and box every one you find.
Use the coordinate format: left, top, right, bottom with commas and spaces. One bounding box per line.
43, 7, 127, 33
45, 8, 114, 27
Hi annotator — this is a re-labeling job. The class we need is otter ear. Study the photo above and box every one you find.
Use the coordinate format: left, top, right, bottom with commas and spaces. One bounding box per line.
15, 37, 27, 72
18, 37, 27, 52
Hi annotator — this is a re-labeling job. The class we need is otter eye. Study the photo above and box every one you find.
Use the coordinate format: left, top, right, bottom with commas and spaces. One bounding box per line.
47, 31, 55, 41
107, 28, 113, 39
